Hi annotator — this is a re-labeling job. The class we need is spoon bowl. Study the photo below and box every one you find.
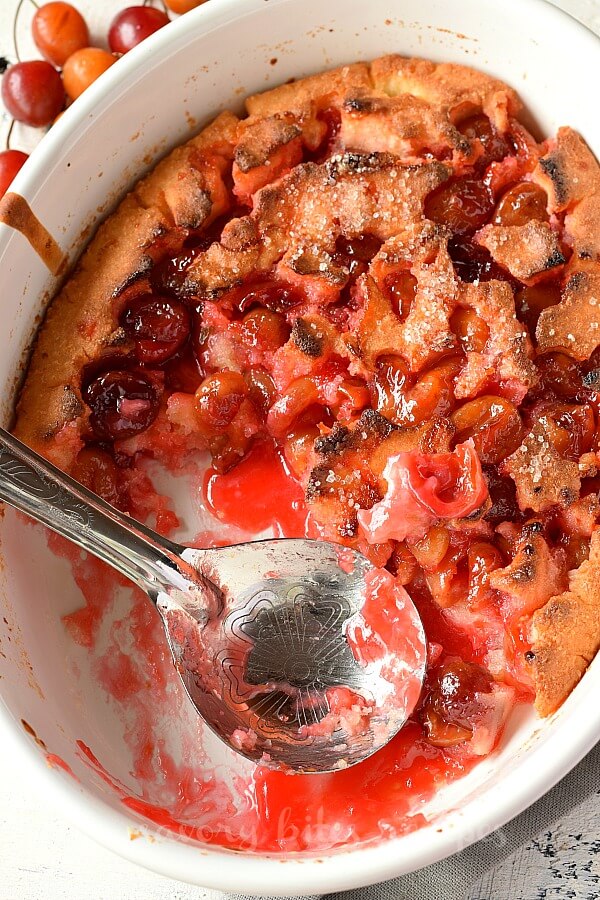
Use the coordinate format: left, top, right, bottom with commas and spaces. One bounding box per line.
0, 427, 427, 772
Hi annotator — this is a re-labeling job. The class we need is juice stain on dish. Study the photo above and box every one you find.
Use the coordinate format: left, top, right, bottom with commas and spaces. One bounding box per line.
48, 445, 483, 853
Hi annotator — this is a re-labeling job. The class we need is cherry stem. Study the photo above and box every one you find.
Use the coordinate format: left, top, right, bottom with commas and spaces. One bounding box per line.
13, 0, 40, 63
5, 118, 15, 152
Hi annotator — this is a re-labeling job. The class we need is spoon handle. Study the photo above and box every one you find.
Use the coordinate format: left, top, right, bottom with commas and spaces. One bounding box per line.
0, 426, 185, 596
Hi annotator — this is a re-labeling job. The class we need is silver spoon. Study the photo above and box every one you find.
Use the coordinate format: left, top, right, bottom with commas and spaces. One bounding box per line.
0, 427, 427, 773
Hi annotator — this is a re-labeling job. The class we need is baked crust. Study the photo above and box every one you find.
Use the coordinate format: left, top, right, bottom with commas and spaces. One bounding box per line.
528, 529, 600, 716
476, 221, 565, 284
14, 111, 239, 459
502, 416, 581, 512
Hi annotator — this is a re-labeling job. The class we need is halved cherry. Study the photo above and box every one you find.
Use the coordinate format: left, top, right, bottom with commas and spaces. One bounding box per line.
404, 441, 489, 519
458, 115, 513, 167
226, 280, 304, 316
515, 281, 562, 335
195, 371, 247, 433
121, 294, 191, 363
333, 234, 382, 277
536, 352, 583, 400
467, 541, 505, 599
448, 237, 513, 284
241, 307, 290, 350
72, 445, 123, 508
403, 356, 463, 426
425, 176, 495, 235
451, 395, 523, 464
244, 367, 276, 416
482, 465, 520, 525
450, 307, 490, 353
85, 371, 161, 440
371, 354, 413, 423
384, 271, 417, 321
548, 403, 595, 460
421, 657, 494, 747
494, 182, 549, 227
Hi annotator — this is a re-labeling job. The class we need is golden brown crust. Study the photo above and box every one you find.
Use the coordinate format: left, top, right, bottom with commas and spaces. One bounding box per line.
353, 223, 457, 371
245, 63, 373, 118
339, 94, 472, 160
455, 280, 538, 401
536, 263, 600, 360
502, 416, 581, 512
528, 529, 600, 716
14, 111, 239, 463
533, 127, 600, 261
184, 154, 449, 298
476, 221, 565, 284
370, 56, 521, 131
234, 115, 301, 172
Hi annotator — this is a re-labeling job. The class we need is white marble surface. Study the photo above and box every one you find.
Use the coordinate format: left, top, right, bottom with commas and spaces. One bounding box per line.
0, 0, 599, 898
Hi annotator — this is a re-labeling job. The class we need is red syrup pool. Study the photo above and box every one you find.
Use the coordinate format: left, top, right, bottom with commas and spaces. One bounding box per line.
49, 438, 482, 853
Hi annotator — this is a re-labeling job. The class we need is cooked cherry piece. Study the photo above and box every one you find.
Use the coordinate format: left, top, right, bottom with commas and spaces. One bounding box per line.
333, 234, 382, 276
195, 371, 247, 432
0, 149, 28, 199
421, 657, 493, 747
233, 280, 304, 315
424, 176, 495, 235
450, 307, 489, 353
451, 395, 523, 464
483, 466, 520, 525
515, 281, 562, 335
152, 243, 207, 296
494, 182, 549, 227
537, 352, 583, 400
385, 271, 417, 321
108, 7, 170, 55
458, 115, 512, 167
121, 294, 190, 363
1, 61, 65, 127
448, 237, 512, 284
86, 371, 161, 440
242, 308, 290, 350
72, 445, 123, 508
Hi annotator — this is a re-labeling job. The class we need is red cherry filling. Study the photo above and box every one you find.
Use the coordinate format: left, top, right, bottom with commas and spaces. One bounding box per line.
458, 115, 513, 168
121, 294, 191, 363
85, 371, 161, 440
424, 176, 495, 236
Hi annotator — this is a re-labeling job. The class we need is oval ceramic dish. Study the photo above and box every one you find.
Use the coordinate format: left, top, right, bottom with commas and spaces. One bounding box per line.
0, 0, 599, 893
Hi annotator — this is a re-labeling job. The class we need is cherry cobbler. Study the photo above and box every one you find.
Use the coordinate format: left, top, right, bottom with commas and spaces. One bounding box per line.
12, 55, 600, 849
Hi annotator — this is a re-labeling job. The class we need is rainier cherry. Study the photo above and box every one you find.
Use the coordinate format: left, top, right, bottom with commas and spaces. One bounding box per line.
32, 2, 90, 68
165, 0, 206, 12
62, 48, 116, 101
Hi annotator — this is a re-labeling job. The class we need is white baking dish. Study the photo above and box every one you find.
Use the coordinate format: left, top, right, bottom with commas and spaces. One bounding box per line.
0, 0, 598, 893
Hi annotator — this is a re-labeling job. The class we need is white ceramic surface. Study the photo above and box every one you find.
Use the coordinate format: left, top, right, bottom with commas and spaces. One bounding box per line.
0, 0, 599, 894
